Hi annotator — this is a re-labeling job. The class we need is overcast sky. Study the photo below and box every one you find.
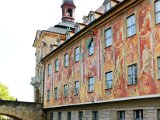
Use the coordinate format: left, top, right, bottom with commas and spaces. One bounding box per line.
0, 0, 104, 102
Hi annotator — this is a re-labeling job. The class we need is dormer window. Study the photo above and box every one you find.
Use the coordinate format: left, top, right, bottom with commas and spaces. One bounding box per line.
57, 38, 61, 46
66, 32, 70, 40
75, 24, 80, 33
104, 0, 111, 12
90, 14, 94, 23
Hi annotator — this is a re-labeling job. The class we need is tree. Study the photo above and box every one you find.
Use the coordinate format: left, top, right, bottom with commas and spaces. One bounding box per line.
0, 82, 16, 100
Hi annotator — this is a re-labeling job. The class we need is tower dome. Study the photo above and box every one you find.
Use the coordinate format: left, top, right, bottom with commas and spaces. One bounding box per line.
63, 0, 74, 3
61, 0, 76, 22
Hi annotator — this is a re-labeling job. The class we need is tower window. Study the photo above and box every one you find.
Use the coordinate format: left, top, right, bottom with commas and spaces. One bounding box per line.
68, 9, 73, 17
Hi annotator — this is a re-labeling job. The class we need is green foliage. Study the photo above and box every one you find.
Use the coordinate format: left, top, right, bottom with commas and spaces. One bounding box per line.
0, 82, 16, 101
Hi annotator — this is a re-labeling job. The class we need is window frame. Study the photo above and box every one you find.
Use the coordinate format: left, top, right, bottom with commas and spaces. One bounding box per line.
126, 14, 136, 37
128, 64, 137, 85
88, 77, 94, 93
47, 90, 50, 101
118, 111, 125, 120
48, 63, 52, 76
88, 38, 94, 56
67, 112, 71, 120
58, 112, 61, 120
90, 14, 94, 23
78, 111, 83, 120
64, 53, 69, 67
54, 87, 58, 100
158, 109, 160, 120
75, 81, 79, 96
75, 46, 80, 62
92, 111, 99, 120
155, 0, 160, 24
158, 57, 160, 79
104, 27, 112, 48
64, 84, 68, 97
55, 59, 59, 72
105, 71, 113, 89
134, 110, 143, 120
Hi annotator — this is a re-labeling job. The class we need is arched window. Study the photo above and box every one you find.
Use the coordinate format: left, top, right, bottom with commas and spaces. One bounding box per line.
67, 9, 73, 17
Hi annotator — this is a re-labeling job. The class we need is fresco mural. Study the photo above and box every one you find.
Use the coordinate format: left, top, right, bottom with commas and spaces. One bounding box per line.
44, 0, 160, 107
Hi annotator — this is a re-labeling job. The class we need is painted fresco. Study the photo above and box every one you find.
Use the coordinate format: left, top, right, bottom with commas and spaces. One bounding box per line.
138, 2, 157, 95
44, 0, 160, 107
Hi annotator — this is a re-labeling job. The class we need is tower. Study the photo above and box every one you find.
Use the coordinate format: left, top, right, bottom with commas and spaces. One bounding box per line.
61, 0, 76, 22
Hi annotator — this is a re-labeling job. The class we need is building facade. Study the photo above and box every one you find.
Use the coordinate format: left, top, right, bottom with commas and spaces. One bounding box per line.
34, 0, 160, 119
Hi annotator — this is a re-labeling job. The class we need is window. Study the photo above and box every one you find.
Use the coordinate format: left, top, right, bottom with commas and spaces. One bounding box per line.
105, 28, 112, 47
155, 0, 160, 24
88, 77, 94, 92
66, 32, 70, 40
55, 59, 59, 72
93, 111, 98, 120
134, 110, 143, 120
47, 90, 50, 101
54, 87, 58, 99
75, 47, 80, 62
90, 14, 94, 23
158, 110, 160, 120
64, 53, 69, 67
128, 64, 137, 85
118, 111, 125, 120
78, 111, 83, 120
75, 81, 79, 95
158, 57, 160, 79
75, 25, 80, 33
64, 84, 68, 97
105, 1, 111, 11
48, 64, 52, 75
57, 38, 61, 46
58, 112, 61, 120
105, 71, 113, 89
127, 14, 136, 37
67, 112, 71, 120
88, 39, 94, 55
50, 113, 53, 120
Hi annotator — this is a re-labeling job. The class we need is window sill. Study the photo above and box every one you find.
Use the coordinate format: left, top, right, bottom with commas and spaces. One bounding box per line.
88, 91, 94, 93
105, 88, 112, 90
105, 45, 112, 48
127, 33, 136, 39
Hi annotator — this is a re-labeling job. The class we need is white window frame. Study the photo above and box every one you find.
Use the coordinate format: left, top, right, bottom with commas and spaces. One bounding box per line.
64, 84, 68, 97
55, 59, 59, 72
155, 0, 160, 24
105, 71, 113, 89
75, 47, 80, 62
105, 28, 112, 47
134, 110, 143, 120
64, 53, 69, 67
75, 81, 79, 95
118, 111, 125, 120
88, 77, 94, 92
128, 64, 137, 85
48, 63, 52, 75
127, 14, 136, 37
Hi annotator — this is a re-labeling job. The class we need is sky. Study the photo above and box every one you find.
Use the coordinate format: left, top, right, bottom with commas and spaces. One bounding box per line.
0, 0, 104, 102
